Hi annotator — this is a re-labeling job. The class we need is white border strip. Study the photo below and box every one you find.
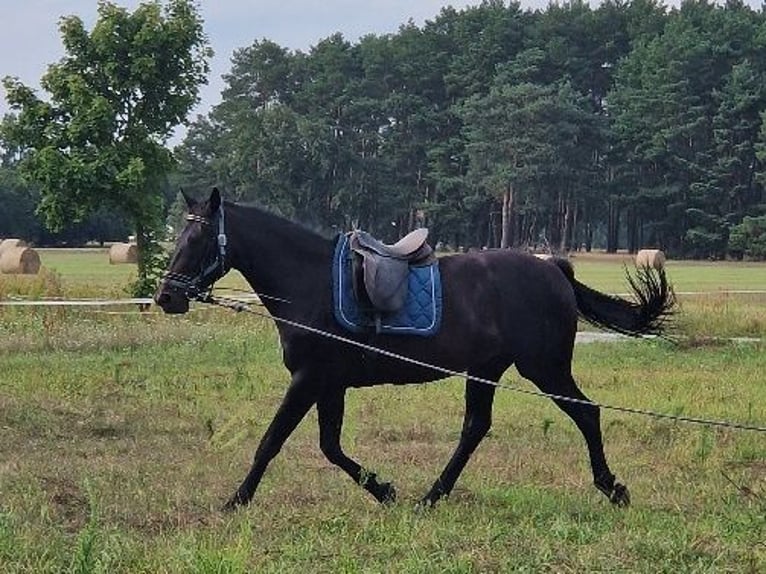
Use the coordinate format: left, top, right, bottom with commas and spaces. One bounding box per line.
0, 298, 153, 306
0, 294, 261, 307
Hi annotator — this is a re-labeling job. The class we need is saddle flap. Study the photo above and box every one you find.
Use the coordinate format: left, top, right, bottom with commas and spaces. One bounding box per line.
348, 228, 436, 315
362, 256, 410, 312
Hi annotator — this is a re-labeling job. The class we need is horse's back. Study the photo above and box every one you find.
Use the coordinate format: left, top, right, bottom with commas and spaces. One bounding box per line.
439, 250, 579, 360
440, 249, 576, 309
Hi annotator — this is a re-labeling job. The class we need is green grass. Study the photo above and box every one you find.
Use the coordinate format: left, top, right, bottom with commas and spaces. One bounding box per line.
570, 252, 766, 293
36, 248, 137, 297
0, 250, 764, 572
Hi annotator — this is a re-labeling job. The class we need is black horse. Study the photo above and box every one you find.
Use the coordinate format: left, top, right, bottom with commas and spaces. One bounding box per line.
155, 188, 673, 510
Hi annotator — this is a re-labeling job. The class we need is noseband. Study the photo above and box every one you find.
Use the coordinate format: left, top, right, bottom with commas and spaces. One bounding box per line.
162, 206, 229, 302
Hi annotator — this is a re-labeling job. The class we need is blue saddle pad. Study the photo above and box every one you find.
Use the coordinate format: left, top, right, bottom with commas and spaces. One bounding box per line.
332, 234, 442, 336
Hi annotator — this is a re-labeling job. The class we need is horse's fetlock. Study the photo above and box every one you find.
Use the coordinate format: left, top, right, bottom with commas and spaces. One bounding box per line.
594, 470, 615, 492
358, 468, 376, 488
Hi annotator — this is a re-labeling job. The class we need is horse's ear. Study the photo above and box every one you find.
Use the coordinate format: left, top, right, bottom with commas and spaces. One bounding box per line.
209, 187, 221, 213
180, 188, 196, 209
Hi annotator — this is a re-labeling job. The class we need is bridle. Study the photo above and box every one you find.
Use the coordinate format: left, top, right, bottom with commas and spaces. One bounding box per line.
162, 205, 229, 302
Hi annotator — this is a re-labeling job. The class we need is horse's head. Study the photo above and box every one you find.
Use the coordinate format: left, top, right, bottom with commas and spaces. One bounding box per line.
154, 187, 228, 314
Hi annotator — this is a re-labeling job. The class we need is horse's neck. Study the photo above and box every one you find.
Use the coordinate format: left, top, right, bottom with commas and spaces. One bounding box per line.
227, 205, 332, 311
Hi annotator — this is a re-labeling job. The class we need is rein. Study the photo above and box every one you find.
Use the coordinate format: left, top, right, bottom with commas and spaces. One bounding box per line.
163, 206, 229, 301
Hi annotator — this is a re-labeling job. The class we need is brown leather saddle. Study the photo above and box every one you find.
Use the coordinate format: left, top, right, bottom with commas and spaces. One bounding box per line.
348, 228, 435, 313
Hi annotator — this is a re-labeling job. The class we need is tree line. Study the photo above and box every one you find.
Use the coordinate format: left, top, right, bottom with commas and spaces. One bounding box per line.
2, 0, 766, 265
177, 0, 766, 258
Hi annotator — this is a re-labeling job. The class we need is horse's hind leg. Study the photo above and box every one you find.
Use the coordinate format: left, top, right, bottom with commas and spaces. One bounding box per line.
317, 388, 396, 504
420, 375, 497, 507
518, 362, 630, 507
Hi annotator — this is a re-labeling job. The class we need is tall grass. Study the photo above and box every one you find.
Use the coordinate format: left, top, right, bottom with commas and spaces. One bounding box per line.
0, 267, 63, 300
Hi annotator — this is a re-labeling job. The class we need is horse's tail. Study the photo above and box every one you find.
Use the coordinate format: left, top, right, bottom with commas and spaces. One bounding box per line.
551, 257, 675, 337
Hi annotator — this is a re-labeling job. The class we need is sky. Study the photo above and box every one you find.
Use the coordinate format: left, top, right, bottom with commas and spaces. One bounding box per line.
0, 0, 497, 134
1, 0, 763, 142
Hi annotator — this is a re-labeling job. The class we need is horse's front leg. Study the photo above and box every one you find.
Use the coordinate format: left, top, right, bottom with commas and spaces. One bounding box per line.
421, 377, 497, 507
317, 388, 396, 504
223, 371, 318, 510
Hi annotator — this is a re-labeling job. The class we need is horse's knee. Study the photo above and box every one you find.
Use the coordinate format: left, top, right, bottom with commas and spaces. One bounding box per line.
463, 415, 491, 443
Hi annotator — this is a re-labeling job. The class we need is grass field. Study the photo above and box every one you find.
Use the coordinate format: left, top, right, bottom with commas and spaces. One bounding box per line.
0, 250, 764, 572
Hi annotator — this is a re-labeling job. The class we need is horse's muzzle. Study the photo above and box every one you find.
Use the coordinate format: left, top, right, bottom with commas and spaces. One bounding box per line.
154, 284, 190, 314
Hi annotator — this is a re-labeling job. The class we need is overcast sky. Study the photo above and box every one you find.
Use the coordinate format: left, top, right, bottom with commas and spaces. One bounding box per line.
0, 1, 490, 125
1, 0, 763, 141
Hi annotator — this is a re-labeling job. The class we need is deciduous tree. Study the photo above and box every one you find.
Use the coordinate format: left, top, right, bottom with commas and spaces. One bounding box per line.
1, 0, 211, 294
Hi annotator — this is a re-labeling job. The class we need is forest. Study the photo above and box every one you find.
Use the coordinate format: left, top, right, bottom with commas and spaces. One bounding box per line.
3, 0, 766, 259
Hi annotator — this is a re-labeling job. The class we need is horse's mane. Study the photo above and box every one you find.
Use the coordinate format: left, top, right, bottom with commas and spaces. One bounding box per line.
227, 201, 336, 251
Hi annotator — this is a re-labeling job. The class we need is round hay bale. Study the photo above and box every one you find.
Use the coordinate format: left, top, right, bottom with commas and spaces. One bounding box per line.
635, 249, 666, 270
0, 238, 27, 257
109, 243, 138, 264
0, 246, 41, 275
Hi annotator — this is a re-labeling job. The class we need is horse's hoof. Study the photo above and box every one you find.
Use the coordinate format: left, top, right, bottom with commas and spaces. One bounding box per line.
610, 482, 630, 507
378, 482, 397, 505
417, 487, 448, 510
221, 493, 247, 512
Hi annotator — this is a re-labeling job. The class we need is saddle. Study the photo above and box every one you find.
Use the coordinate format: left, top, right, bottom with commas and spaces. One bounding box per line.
349, 228, 435, 313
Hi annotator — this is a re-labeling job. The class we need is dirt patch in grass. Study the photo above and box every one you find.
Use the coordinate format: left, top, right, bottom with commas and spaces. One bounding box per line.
39, 476, 90, 534
119, 503, 221, 536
